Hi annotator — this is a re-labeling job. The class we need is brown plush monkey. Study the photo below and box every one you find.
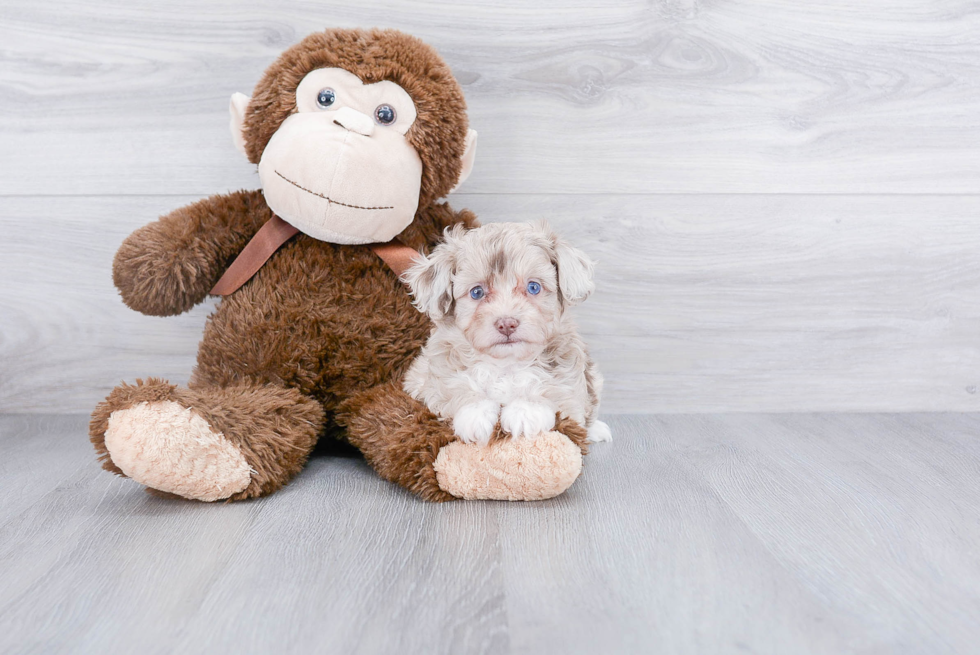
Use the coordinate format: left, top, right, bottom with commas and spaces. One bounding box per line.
89, 28, 588, 502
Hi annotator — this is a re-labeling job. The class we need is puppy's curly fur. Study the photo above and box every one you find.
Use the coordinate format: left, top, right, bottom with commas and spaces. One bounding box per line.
403, 221, 612, 446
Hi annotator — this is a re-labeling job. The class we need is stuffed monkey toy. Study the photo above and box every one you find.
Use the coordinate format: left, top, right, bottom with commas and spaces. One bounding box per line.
89, 28, 589, 502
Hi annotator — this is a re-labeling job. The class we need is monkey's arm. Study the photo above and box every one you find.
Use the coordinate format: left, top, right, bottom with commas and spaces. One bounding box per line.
113, 190, 272, 316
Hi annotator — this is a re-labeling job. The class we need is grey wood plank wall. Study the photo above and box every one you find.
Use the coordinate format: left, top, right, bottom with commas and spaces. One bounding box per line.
1, 1, 978, 413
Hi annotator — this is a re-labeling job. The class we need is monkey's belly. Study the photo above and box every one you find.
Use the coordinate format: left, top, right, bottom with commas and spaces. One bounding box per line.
191, 257, 429, 405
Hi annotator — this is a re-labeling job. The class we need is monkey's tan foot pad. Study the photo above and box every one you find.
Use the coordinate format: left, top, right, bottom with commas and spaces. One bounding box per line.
433, 431, 583, 501
104, 401, 251, 502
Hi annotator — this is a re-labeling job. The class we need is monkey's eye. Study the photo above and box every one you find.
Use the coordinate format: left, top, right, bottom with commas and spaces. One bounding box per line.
469, 286, 485, 300
526, 281, 542, 295
316, 88, 336, 109
374, 104, 396, 125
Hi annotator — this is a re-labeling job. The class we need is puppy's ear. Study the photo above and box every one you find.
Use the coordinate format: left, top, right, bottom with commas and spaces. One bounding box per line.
538, 221, 595, 306
404, 226, 463, 319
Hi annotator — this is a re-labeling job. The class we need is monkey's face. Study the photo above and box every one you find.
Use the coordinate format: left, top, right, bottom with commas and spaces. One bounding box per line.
230, 29, 477, 245
254, 68, 423, 244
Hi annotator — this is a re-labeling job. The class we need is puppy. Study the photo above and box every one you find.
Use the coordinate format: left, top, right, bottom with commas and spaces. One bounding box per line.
403, 221, 612, 446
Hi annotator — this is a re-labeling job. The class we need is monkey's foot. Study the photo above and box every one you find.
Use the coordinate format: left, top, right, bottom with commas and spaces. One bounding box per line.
433, 431, 583, 501
91, 378, 324, 501
104, 400, 251, 502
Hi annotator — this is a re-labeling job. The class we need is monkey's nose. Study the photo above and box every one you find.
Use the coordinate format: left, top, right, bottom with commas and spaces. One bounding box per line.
332, 106, 375, 136
495, 317, 520, 336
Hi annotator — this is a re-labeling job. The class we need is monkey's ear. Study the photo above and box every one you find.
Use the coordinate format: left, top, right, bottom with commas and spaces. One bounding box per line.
448, 129, 478, 194
229, 92, 250, 159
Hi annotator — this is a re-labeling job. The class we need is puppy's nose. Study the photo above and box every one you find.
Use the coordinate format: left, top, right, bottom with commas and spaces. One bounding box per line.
495, 317, 520, 336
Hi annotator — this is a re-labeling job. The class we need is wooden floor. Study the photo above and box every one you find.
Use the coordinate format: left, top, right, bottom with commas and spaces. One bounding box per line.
2, 414, 978, 654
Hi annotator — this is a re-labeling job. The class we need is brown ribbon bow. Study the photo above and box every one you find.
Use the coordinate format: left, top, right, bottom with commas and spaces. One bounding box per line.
210, 215, 422, 296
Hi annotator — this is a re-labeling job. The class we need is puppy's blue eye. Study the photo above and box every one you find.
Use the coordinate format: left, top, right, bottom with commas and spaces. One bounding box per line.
316, 88, 336, 108
469, 286, 485, 300
527, 281, 542, 295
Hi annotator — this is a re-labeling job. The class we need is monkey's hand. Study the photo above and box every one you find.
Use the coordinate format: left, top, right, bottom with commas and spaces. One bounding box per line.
113, 220, 216, 316
112, 190, 270, 316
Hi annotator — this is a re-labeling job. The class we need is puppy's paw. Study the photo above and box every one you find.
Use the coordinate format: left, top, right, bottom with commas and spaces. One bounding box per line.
587, 420, 612, 443
452, 400, 500, 446
500, 401, 556, 440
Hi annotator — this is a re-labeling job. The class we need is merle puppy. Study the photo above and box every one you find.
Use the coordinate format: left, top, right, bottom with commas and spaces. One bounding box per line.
403, 221, 612, 446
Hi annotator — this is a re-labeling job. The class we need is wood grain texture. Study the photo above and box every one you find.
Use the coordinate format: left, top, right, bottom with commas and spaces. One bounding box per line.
2, 413, 979, 654
1, 0, 979, 195
2, 1, 979, 412
2, 194, 978, 414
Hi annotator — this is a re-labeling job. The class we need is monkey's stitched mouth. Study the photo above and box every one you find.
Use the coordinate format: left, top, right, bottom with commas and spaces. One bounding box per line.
274, 170, 394, 211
